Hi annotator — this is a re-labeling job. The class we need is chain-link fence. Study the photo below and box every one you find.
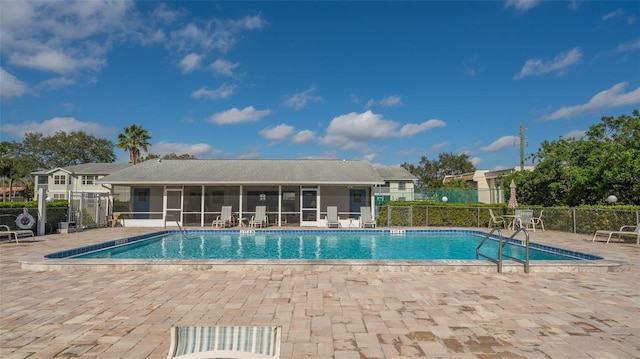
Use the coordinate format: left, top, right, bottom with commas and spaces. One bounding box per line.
378, 205, 640, 235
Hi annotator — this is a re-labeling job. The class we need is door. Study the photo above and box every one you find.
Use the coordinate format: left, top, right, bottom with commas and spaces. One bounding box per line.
133, 188, 150, 219
349, 189, 367, 218
301, 189, 318, 226
165, 188, 183, 225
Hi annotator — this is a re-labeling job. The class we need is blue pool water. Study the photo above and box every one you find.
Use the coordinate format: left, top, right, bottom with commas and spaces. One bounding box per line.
61, 230, 597, 261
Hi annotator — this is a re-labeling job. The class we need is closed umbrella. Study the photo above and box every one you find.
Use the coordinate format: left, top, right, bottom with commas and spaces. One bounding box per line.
508, 180, 518, 209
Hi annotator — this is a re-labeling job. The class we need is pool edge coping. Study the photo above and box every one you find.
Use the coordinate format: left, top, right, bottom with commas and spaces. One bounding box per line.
19, 229, 630, 273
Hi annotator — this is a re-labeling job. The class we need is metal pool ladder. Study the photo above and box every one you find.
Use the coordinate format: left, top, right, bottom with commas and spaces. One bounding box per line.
164, 214, 188, 236
476, 227, 530, 273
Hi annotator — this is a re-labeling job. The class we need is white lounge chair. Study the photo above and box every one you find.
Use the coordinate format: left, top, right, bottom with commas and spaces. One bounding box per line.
0, 225, 34, 244
249, 206, 268, 228
326, 206, 340, 228
531, 210, 545, 231
359, 206, 376, 228
488, 209, 506, 228
593, 223, 639, 245
515, 209, 534, 231
211, 206, 235, 228
167, 326, 281, 359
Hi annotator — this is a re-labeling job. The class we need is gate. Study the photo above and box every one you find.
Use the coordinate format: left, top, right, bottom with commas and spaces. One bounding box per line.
68, 192, 111, 229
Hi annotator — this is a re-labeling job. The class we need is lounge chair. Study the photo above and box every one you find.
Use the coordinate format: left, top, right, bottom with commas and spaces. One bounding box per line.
211, 206, 235, 228
531, 210, 545, 231
249, 206, 268, 228
359, 206, 376, 228
515, 209, 534, 231
488, 209, 506, 228
0, 225, 34, 244
326, 206, 340, 228
167, 326, 281, 359
593, 223, 639, 245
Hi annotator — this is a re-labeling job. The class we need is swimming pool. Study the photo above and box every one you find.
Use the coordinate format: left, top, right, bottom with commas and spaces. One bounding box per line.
47, 229, 599, 261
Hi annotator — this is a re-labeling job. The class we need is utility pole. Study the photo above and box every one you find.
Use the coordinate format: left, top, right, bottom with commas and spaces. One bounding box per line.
520, 123, 525, 171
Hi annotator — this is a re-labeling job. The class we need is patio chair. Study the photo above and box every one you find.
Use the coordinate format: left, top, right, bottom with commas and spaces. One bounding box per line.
359, 206, 376, 228
211, 206, 235, 228
531, 210, 545, 231
488, 209, 506, 228
0, 225, 34, 244
515, 209, 535, 231
166, 325, 281, 359
593, 223, 639, 245
249, 206, 268, 228
326, 206, 340, 228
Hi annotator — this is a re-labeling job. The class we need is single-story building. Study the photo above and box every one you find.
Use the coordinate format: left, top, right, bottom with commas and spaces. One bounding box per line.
96, 159, 407, 228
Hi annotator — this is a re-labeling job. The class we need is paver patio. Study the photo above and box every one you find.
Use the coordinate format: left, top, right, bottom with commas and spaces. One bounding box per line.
1, 227, 638, 358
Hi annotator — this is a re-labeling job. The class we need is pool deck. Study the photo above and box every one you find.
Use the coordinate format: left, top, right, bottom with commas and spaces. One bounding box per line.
1, 227, 638, 358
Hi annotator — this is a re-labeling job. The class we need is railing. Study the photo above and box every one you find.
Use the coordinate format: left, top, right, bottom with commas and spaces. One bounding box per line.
164, 214, 187, 236
476, 227, 530, 273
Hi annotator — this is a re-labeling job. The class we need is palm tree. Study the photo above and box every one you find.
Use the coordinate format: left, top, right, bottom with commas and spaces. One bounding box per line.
117, 124, 151, 165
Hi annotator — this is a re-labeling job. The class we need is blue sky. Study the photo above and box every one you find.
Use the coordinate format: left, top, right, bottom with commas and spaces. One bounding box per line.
1, 0, 639, 170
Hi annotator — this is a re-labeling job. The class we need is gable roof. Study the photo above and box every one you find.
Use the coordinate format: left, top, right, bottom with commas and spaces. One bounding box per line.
374, 166, 417, 181
97, 159, 385, 185
33, 163, 131, 175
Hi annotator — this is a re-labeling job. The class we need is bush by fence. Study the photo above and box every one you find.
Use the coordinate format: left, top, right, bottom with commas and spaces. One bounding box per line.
378, 203, 640, 236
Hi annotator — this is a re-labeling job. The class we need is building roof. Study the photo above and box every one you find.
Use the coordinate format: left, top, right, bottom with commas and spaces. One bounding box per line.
374, 166, 417, 181
97, 159, 386, 185
33, 163, 132, 175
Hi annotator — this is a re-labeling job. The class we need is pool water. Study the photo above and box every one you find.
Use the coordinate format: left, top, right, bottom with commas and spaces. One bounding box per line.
73, 231, 583, 261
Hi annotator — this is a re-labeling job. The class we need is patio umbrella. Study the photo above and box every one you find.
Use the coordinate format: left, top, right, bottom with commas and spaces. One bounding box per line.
508, 180, 518, 209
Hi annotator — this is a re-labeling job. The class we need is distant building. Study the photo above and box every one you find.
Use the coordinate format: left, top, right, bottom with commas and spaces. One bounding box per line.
373, 166, 417, 203
442, 166, 534, 204
33, 163, 132, 200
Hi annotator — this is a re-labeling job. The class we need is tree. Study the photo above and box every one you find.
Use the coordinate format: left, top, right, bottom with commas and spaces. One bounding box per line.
117, 124, 152, 165
514, 110, 640, 206
402, 152, 475, 188
19, 131, 116, 169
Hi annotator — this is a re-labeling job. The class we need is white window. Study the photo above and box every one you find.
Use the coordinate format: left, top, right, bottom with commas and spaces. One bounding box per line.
53, 193, 66, 200
398, 182, 406, 190
83, 175, 99, 185
54, 175, 67, 185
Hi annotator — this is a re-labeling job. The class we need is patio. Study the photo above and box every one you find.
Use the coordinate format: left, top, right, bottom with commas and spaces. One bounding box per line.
1, 228, 638, 358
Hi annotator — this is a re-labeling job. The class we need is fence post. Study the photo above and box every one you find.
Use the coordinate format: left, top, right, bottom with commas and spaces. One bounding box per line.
425, 206, 429, 227
387, 205, 391, 227
409, 205, 413, 227
572, 207, 577, 233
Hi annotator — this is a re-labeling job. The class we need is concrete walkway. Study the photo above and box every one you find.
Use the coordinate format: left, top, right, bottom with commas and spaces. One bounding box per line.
1, 228, 638, 358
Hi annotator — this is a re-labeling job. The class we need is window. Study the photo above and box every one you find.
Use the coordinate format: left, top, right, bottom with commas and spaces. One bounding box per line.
53, 193, 66, 200
54, 175, 67, 185
83, 175, 99, 185
398, 182, 406, 190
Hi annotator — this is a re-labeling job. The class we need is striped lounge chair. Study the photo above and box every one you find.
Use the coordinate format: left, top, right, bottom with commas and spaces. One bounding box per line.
167, 326, 281, 359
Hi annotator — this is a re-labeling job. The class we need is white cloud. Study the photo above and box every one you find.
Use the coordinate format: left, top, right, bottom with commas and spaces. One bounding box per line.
470, 157, 483, 166
291, 130, 317, 144
514, 47, 582, 79
1, 1, 133, 75
397, 120, 446, 137
602, 9, 625, 21
209, 59, 239, 77
542, 82, 640, 120
0, 117, 112, 138
259, 124, 295, 141
504, 0, 540, 12
179, 53, 203, 73
322, 111, 445, 150
616, 39, 640, 53
208, 106, 271, 124
0, 67, 30, 99
284, 85, 324, 110
36, 76, 76, 90
169, 14, 267, 54
151, 3, 182, 25
151, 141, 221, 158
191, 84, 237, 100
365, 95, 402, 108
431, 142, 449, 152
480, 135, 519, 152
563, 129, 586, 140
